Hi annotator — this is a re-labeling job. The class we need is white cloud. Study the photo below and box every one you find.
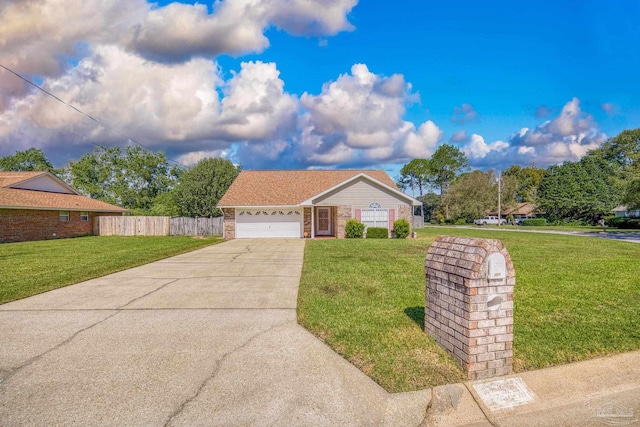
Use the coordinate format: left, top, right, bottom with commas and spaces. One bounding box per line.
508, 97, 606, 165
463, 134, 508, 159
0, 47, 300, 165
0, 46, 223, 148
294, 64, 441, 166
0, 0, 357, 108
218, 61, 298, 142
518, 146, 535, 155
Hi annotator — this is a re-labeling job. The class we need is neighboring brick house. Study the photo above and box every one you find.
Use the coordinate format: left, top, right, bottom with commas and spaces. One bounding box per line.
0, 171, 127, 243
217, 170, 421, 239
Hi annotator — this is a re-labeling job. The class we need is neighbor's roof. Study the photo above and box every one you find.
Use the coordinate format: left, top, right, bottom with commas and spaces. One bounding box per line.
218, 170, 399, 207
0, 171, 127, 212
504, 202, 536, 216
0, 171, 45, 187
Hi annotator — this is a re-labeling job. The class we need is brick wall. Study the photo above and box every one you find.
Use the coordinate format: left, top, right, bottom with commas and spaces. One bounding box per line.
424, 235, 515, 380
223, 208, 235, 240
303, 207, 311, 237
0, 209, 117, 243
335, 205, 351, 239
398, 204, 413, 228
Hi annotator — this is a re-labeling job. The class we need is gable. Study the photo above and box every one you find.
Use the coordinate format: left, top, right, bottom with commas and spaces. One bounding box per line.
312, 177, 412, 208
8, 174, 76, 194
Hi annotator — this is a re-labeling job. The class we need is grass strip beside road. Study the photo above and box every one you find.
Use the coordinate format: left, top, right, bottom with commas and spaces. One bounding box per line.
0, 236, 222, 304
297, 230, 640, 392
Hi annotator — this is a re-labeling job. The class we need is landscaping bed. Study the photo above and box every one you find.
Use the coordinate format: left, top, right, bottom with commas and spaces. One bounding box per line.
297, 229, 640, 392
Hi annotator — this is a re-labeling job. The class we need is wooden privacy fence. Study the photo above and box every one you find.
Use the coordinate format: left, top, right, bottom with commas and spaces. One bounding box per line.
95, 216, 222, 236
170, 217, 222, 236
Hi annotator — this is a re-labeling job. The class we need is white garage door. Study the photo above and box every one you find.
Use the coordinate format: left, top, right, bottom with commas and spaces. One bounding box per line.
235, 209, 303, 238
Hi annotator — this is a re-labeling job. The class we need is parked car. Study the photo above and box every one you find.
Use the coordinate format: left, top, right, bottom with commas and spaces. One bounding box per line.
473, 216, 507, 226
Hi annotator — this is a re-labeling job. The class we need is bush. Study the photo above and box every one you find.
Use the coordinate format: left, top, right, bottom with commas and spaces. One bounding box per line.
605, 217, 640, 229
366, 227, 388, 239
521, 218, 547, 226
393, 219, 410, 238
345, 219, 365, 238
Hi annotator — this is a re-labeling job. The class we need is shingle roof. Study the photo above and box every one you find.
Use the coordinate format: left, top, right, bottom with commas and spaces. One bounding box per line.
0, 171, 44, 187
218, 170, 398, 207
0, 172, 127, 212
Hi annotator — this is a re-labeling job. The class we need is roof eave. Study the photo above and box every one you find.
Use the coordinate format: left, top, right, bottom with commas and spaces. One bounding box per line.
0, 205, 128, 212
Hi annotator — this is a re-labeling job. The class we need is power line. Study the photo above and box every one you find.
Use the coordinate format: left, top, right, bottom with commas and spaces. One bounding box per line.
0, 63, 188, 169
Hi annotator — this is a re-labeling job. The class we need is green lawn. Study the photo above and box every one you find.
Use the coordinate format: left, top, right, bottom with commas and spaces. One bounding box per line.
0, 236, 222, 304
297, 229, 640, 392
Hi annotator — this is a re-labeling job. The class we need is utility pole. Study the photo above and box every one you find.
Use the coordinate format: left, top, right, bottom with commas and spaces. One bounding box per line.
497, 170, 502, 226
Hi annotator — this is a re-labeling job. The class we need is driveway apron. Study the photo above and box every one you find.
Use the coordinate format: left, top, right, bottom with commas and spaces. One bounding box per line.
0, 239, 429, 426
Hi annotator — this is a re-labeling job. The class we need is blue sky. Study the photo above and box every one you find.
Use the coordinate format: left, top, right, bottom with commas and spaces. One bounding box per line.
1, 0, 639, 179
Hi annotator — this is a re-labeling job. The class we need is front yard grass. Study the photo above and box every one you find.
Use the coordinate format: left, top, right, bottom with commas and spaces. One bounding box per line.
0, 236, 222, 304
297, 229, 640, 393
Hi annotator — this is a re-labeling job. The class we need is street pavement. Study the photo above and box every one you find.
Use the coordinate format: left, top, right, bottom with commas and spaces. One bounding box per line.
1, 238, 639, 426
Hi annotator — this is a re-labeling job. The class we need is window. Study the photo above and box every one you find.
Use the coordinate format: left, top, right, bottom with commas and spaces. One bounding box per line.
59, 211, 70, 222
80, 211, 89, 222
361, 208, 388, 229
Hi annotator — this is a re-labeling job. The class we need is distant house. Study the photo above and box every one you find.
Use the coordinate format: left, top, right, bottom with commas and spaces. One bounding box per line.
0, 171, 127, 243
612, 205, 640, 218
217, 170, 421, 239
489, 202, 537, 220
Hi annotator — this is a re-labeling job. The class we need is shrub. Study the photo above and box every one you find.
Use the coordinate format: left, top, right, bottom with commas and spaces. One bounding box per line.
393, 219, 410, 238
605, 217, 640, 229
345, 219, 365, 238
521, 218, 547, 226
366, 227, 388, 239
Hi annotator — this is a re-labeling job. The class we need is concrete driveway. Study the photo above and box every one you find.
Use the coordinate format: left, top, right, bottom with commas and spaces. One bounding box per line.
0, 239, 429, 426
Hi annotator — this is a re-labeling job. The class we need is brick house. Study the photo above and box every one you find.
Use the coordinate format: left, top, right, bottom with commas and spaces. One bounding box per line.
217, 170, 421, 239
0, 171, 127, 243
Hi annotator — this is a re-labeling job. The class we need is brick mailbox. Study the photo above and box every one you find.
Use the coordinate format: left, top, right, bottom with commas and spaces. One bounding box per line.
424, 236, 515, 380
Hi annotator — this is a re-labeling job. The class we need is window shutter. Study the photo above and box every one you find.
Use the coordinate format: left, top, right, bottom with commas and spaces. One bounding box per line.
355, 209, 361, 221
388, 209, 395, 231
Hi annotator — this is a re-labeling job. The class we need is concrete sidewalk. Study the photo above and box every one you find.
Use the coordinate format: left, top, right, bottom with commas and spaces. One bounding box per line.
1, 238, 638, 426
425, 350, 640, 426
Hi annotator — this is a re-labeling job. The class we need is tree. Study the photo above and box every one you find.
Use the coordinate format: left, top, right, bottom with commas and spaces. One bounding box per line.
398, 158, 432, 197
595, 128, 640, 209
0, 148, 56, 173
173, 157, 240, 217
502, 165, 547, 203
428, 144, 469, 196
537, 155, 622, 223
417, 192, 440, 222
428, 144, 469, 218
65, 145, 175, 212
442, 170, 517, 222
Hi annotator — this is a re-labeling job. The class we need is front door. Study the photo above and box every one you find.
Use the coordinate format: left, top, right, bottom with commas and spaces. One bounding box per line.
316, 207, 332, 236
